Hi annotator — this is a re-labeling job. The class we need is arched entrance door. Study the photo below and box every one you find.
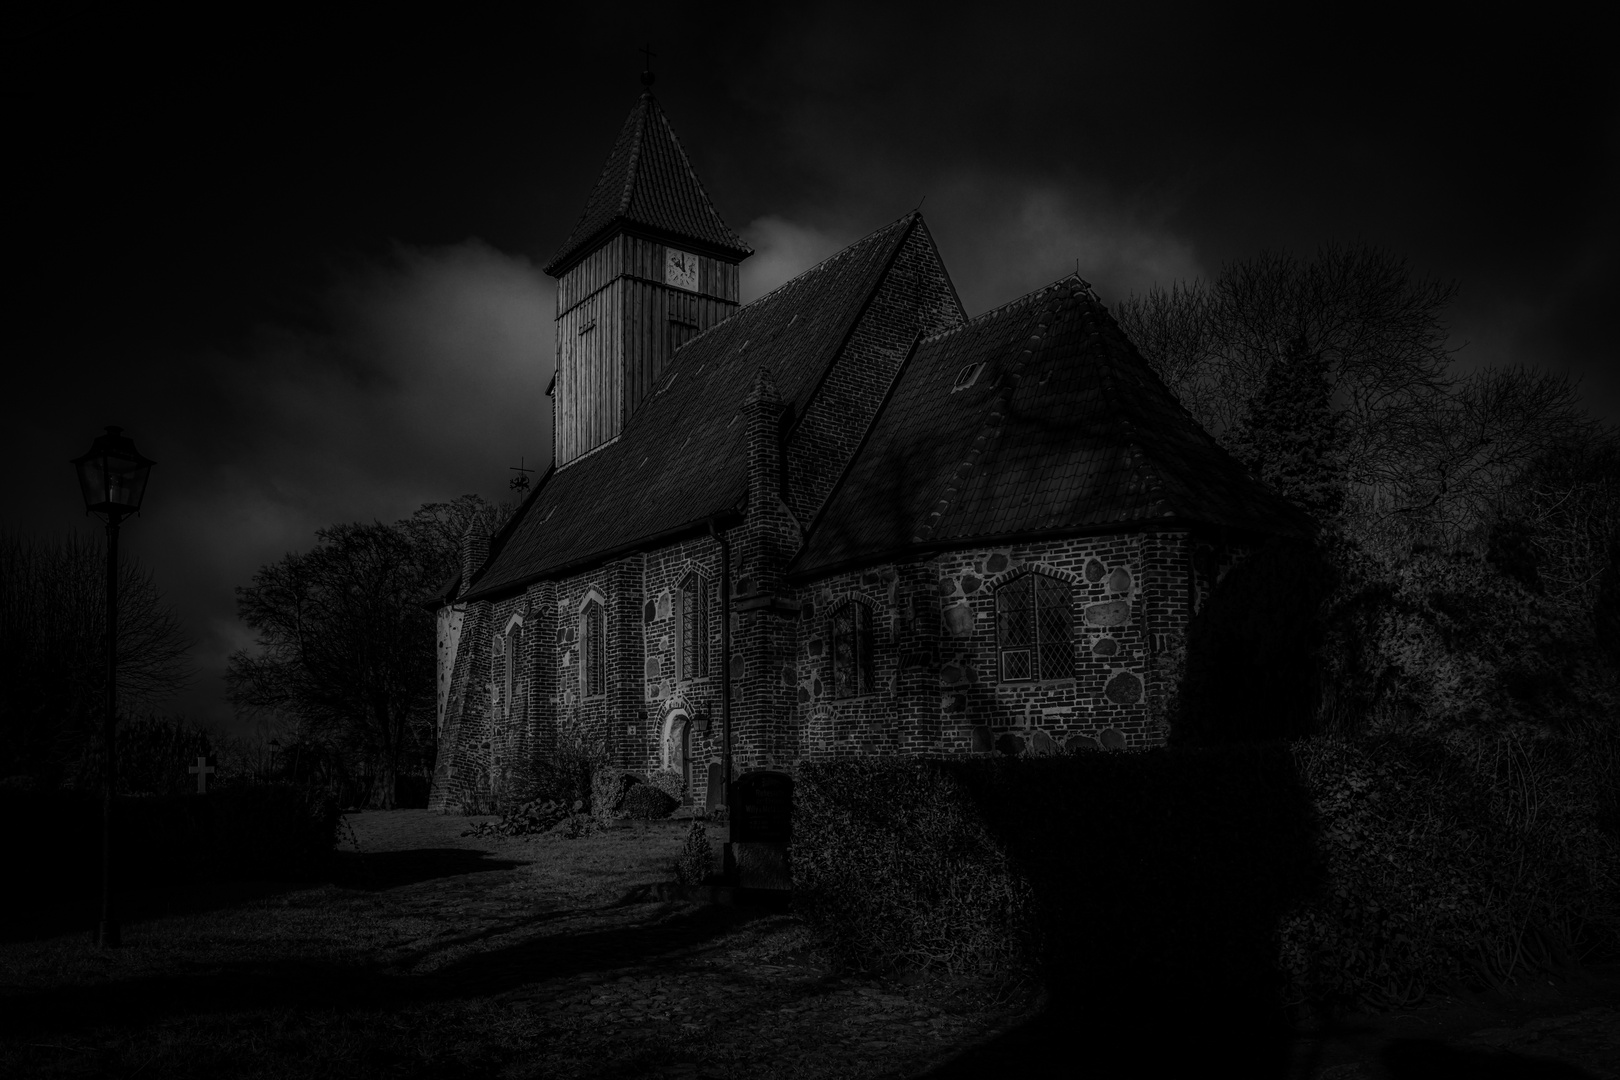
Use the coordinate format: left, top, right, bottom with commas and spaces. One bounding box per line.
661, 710, 691, 802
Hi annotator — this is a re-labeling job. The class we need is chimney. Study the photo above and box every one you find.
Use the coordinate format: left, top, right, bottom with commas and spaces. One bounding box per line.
459, 511, 489, 597
744, 365, 783, 519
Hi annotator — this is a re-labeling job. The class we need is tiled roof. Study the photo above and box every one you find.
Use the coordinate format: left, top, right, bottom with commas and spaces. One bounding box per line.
790, 276, 1315, 578
544, 92, 752, 275
466, 215, 926, 600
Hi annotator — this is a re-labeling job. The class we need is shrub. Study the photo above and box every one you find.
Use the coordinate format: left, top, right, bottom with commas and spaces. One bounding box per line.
591, 769, 626, 824
513, 717, 612, 813
622, 784, 677, 820
673, 820, 711, 885
462, 797, 581, 838
1280, 728, 1620, 1010
1316, 545, 1599, 732
648, 767, 685, 804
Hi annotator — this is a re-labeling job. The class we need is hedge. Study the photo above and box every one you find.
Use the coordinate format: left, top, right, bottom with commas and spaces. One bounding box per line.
793, 733, 1620, 1015
794, 746, 1319, 1010
3, 784, 341, 938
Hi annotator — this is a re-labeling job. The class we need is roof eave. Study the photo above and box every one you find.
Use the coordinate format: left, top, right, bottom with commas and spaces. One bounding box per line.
463, 506, 747, 604
786, 513, 1314, 585
544, 218, 755, 279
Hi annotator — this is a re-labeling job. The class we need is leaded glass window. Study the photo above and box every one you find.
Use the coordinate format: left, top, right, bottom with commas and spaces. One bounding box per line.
676, 572, 708, 681
996, 572, 1074, 681
502, 625, 521, 718
831, 601, 874, 698
581, 599, 605, 698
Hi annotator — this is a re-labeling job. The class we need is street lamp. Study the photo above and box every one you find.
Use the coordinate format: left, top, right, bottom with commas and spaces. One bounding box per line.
71, 425, 154, 949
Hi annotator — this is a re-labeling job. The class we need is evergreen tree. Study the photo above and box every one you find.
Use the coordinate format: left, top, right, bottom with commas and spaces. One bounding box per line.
1228, 332, 1345, 523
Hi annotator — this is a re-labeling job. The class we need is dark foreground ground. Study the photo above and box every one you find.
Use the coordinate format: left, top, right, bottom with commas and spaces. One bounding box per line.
0, 809, 1615, 1078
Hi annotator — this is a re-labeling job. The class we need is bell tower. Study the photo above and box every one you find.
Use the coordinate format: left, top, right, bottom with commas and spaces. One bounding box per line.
544, 79, 752, 468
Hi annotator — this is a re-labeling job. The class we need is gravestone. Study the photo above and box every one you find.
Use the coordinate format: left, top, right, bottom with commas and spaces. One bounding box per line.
706, 762, 726, 813
729, 770, 792, 891
188, 755, 215, 794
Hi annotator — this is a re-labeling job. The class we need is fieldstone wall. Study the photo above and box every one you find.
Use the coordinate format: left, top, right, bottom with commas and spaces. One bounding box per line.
792, 530, 1245, 759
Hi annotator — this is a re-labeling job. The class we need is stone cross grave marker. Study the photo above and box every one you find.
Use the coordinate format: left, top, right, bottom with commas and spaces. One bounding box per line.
188, 756, 215, 794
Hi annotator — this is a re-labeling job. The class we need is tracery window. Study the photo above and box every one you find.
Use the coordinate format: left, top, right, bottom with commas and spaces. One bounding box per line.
830, 600, 875, 699
676, 572, 708, 681
995, 572, 1074, 682
580, 599, 605, 698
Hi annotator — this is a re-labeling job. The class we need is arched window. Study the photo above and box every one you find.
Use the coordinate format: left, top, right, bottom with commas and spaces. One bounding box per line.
676, 571, 708, 681
503, 629, 516, 717
580, 599, 605, 698
831, 600, 874, 698
995, 572, 1074, 682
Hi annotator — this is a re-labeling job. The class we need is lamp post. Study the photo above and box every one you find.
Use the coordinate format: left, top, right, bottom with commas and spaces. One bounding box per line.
71, 426, 155, 949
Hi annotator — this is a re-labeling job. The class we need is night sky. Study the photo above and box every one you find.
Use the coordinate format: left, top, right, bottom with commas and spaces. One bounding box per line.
7, 7, 1615, 732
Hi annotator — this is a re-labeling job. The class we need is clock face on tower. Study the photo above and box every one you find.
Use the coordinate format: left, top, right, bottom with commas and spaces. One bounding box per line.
664, 247, 699, 292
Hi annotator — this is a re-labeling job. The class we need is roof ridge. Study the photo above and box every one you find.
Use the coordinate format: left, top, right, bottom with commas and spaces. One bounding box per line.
1089, 302, 1228, 520
643, 214, 917, 379
545, 92, 751, 275
616, 93, 651, 217
921, 271, 1096, 344
912, 284, 1077, 544
743, 212, 919, 311
649, 99, 744, 250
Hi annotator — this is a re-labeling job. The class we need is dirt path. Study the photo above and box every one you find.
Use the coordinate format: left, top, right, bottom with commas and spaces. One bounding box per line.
329, 810, 1036, 1079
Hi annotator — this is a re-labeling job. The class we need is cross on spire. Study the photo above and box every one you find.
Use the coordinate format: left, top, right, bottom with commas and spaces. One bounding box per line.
640, 44, 656, 88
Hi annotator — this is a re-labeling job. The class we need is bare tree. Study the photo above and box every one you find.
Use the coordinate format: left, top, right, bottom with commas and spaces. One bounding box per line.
1362, 365, 1597, 553
1117, 245, 1457, 481
399, 493, 521, 591
0, 530, 193, 783
226, 495, 511, 807
1490, 427, 1620, 614
1116, 245, 1593, 554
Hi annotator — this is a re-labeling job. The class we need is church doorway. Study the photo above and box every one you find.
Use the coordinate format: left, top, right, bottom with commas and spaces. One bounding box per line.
661, 710, 691, 801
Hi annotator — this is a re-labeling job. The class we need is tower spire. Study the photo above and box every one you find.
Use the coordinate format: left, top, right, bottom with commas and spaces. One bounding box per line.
546, 90, 750, 468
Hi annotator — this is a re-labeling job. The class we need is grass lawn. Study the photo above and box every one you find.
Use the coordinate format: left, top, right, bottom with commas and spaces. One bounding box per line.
0, 811, 1035, 1080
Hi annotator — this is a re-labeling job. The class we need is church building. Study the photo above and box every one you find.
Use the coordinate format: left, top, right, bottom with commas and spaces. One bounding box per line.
429, 86, 1311, 813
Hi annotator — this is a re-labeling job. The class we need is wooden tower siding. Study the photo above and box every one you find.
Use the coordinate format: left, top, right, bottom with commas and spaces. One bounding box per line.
555, 233, 741, 468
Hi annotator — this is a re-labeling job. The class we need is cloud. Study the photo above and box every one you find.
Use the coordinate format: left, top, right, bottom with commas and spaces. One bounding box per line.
734, 180, 1201, 320
113, 239, 554, 729
738, 215, 854, 303
925, 173, 1206, 312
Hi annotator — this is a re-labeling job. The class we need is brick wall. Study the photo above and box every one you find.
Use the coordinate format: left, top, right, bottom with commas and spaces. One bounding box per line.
641, 534, 727, 806
784, 221, 965, 526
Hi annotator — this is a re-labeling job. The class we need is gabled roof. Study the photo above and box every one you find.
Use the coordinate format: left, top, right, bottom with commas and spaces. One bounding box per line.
790, 275, 1315, 579
544, 92, 752, 275
466, 214, 931, 601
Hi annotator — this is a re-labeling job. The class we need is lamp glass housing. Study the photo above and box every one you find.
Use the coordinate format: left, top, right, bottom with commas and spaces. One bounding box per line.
72, 427, 154, 517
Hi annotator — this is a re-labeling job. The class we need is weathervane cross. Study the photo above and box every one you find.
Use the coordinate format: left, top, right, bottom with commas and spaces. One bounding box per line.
641, 43, 656, 71
510, 456, 535, 494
